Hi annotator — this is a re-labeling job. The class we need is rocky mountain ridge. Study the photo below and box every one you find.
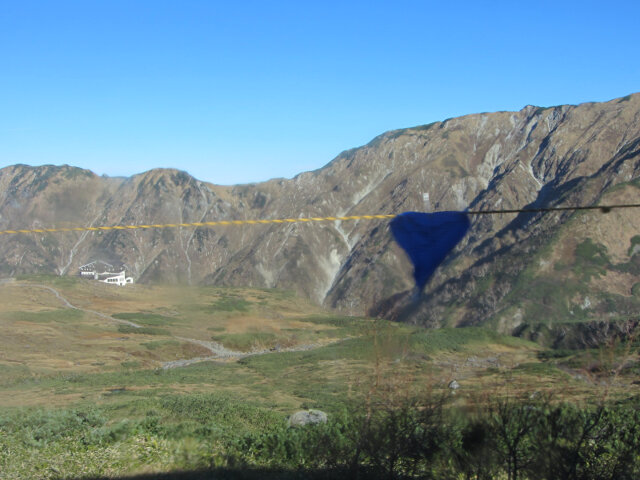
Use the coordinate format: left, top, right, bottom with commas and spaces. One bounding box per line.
1, 93, 639, 331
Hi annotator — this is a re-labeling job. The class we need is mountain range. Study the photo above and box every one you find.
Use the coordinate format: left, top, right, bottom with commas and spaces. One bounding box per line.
1, 93, 639, 335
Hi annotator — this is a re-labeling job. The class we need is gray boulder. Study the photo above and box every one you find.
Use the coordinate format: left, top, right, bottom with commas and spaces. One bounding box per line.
288, 409, 328, 427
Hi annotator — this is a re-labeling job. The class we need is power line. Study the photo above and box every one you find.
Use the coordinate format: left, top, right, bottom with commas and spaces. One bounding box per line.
0, 204, 637, 236
0, 215, 397, 236
467, 203, 640, 215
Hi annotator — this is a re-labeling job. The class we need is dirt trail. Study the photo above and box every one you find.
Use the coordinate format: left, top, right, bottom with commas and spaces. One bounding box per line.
162, 337, 337, 369
8, 282, 142, 328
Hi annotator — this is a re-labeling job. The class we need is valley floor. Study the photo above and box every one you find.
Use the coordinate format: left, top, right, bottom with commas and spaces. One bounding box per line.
0, 276, 638, 479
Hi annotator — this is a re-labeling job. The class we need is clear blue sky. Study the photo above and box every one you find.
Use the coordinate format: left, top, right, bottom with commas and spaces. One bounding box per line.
1, 1, 638, 185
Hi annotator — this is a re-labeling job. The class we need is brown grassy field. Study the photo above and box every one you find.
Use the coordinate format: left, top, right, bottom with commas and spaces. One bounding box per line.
0, 275, 637, 412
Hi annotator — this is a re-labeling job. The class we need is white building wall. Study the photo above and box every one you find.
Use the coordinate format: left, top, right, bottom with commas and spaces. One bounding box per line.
99, 271, 133, 286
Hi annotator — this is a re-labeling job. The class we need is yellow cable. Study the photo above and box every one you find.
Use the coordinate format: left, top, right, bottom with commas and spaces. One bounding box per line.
1, 203, 637, 237
0, 214, 398, 236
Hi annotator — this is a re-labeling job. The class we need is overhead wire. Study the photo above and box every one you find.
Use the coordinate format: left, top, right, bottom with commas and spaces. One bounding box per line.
467, 203, 640, 215
0, 204, 638, 236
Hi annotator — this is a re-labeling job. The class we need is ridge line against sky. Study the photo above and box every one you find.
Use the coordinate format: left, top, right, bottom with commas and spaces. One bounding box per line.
1, 0, 639, 185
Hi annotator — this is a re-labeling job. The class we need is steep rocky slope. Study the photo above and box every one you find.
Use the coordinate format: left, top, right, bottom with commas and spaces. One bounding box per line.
1, 93, 639, 331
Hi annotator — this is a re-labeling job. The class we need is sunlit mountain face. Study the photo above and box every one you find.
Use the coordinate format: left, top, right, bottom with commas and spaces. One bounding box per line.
0, 93, 639, 332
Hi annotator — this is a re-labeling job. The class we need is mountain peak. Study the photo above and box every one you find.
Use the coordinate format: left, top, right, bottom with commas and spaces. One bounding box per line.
1, 93, 639, 329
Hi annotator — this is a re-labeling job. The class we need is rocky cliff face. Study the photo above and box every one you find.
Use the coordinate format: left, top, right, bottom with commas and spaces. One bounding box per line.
1, 93, 639, 331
